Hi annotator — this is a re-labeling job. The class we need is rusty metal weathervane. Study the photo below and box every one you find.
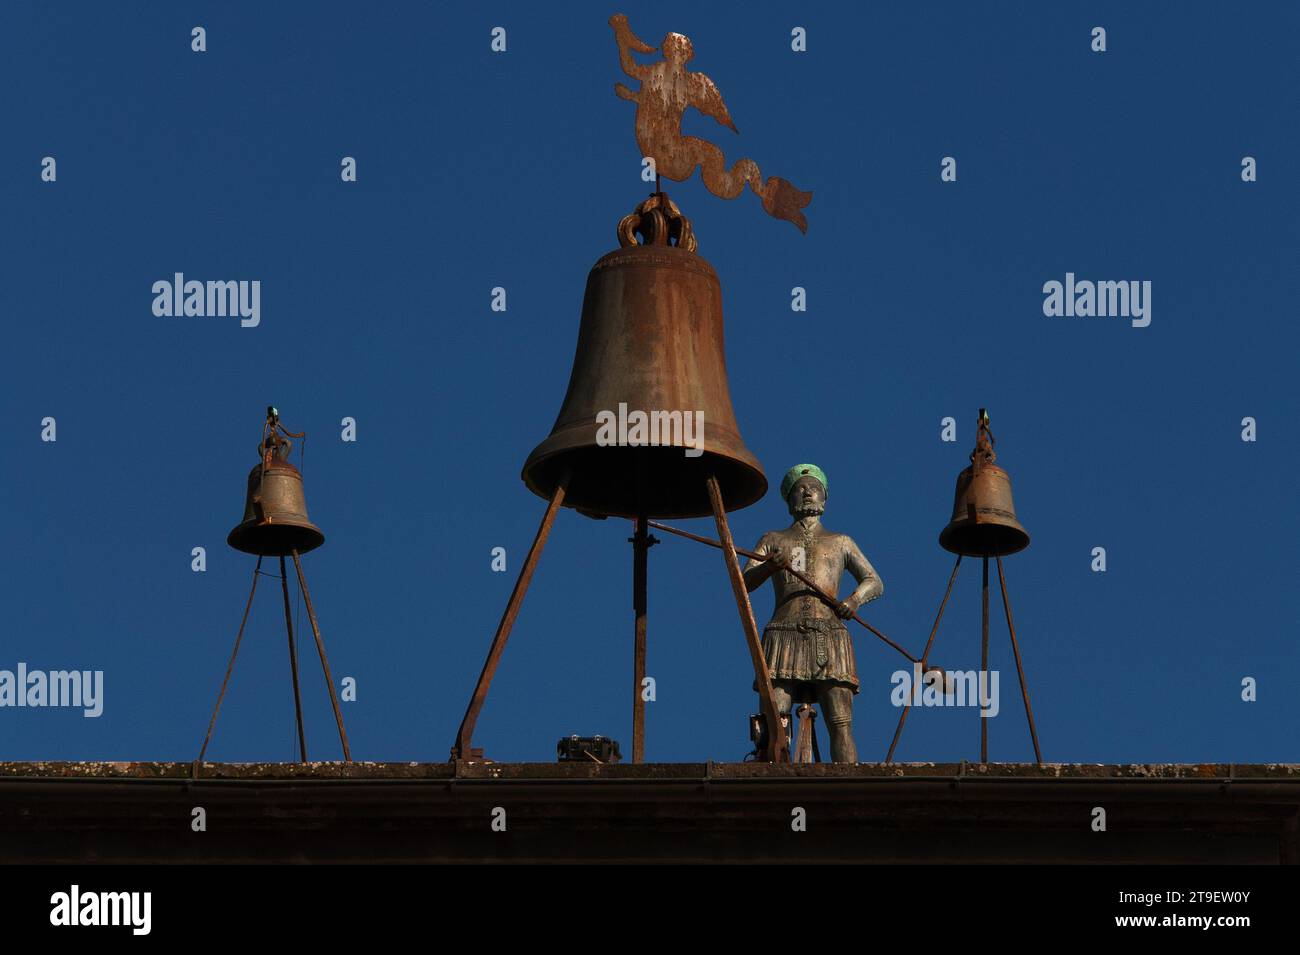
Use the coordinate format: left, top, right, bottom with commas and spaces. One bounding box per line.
610, 13, 813, 233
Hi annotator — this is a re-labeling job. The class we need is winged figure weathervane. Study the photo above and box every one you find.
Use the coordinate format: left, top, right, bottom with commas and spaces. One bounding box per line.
611, 14, 813, 233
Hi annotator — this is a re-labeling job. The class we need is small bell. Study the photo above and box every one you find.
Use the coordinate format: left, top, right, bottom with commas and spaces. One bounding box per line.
939, 409, 1029, 557
227, 408, 324, 557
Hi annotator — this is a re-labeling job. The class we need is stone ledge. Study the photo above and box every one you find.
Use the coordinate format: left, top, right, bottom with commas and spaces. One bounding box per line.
1, 760, 1298, 781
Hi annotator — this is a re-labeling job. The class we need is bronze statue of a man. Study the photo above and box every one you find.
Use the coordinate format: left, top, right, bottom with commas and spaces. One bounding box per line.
743, 464, 883, 762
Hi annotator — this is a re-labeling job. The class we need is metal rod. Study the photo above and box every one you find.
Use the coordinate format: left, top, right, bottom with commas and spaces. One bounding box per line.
997, 556, 1043, 766
194, 556, 262, 775
632, 512, 649, 763
452, 471, 570, 760
981, 556, 989, 765
794, 705, 808, 763
795, 704, 819, 764
648, 519, 919, 664
292, 551, 351, 762
706, 476, 789, 763
885, 554, 962, 764
280, 555, 308, 763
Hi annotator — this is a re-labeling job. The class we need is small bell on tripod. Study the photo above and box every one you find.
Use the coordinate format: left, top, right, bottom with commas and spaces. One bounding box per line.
938, 409, 1029, 557
227, 407, 324, 557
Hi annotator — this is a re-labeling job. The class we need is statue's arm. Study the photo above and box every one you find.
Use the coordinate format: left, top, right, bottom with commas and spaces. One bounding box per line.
742, 533, 781, 593
610, 14, 653, 80
840, 536, 884, 614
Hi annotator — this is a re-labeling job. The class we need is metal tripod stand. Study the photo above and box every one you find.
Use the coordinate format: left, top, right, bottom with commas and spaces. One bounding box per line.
451, 472, 792, 764
195, 551, 351, 773
884, 552, 1042, 765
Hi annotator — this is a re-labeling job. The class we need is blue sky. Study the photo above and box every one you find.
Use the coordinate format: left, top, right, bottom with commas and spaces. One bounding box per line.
1, 1, 1296, 764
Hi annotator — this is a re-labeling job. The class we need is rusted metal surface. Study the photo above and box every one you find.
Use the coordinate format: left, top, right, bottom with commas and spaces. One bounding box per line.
794, 704, 819, 763
292, 551, 351, 762
940, 409, 1029, 557
981, 556, 990, 763
610, 14, 812, 232
998, 556, 1043, 765
228, 409, 324, 557
617, 191, 695, 251
522, 197, 764, 519
522, 200, 766, 518
452, 472, 570, 760
707, 475, 789, 763
630, 514, 654, 762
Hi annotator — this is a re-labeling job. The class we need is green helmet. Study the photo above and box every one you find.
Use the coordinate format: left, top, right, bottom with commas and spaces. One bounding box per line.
780, 463, 827, 501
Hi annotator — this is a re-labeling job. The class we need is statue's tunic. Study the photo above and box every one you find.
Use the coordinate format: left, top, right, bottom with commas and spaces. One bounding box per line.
745, 523, 883, 694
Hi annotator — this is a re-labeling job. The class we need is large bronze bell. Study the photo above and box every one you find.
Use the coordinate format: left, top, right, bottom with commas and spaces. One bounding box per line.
521, 194, 766, 519
939, 409, 1029, 557
227, 410, 324, 557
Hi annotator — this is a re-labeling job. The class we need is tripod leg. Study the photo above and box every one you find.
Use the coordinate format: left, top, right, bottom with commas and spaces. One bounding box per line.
280, 555, 308, 762
292, 551, 351, 762
707, 475, 789, 763
631, 512, 649, 763
195, 556, 262, 774
997, 557, 1043, 765
981, 556, 989, 764
452, 471, 570, 760
886, 554, 961, 763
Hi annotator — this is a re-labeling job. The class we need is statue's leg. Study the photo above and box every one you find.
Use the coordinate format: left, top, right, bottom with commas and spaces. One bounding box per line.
818, 684, 857, 763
